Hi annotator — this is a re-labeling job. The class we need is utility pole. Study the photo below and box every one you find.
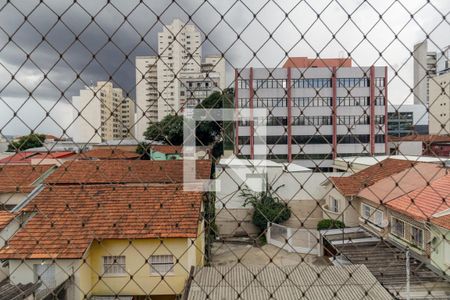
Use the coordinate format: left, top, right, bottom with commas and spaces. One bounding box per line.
406, 247, 410, 300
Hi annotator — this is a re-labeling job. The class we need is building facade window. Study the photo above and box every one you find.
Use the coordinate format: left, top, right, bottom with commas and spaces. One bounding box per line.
292, 78, 332, 88
336, 78, 370, 88
103, 256, 126, 275
337, 97, 370, 106
330, 197, 339, 213
150, 255, 174, 275
411, 226, 424, 249
255, 79, 287, 89
391, 217, 405, 238
293, 97, 332, 107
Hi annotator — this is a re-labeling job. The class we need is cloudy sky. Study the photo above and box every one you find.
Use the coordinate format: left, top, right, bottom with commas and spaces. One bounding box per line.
0, 0, 449, 136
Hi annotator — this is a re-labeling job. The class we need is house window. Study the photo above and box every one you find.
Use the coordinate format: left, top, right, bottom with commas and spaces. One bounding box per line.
361, 203, 371, 219
391, 218, 405, 238
374, 210, 383, 226
411, 226, 424, 249
103, 256, 126, 275
150, 255, 174, 275
330, 197, 339, 213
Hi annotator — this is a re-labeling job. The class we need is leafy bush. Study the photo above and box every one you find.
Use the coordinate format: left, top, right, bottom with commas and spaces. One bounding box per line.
241, 184, 291, 232
7, 134, 45, 152
317, 219, 346, 231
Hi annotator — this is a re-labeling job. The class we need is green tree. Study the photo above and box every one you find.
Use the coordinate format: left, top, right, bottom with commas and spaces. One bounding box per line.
240, 181, 291, 233
317, 219, 345, 231
144, 114, 184, 145
7, 134, 45, 152
136, 142, 151, 160
143, 89, 234, 151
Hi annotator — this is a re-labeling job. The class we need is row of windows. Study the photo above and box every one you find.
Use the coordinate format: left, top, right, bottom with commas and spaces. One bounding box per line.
292, 78, 331, 88
103, 255, 174, 275
238, 77, 385, 90
238, 134, 386, 145
237, 96, 386, 108
238, 115, 385, 126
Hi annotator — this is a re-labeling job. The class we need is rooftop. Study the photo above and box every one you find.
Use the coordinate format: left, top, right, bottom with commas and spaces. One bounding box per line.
0, 165, 55, 193
80, 148, 141, 160
330, 159, 414, 196
186, 265, 392, 300
283, 57, 353, 68
45, 160, 211, 185
358, 163, 448, 204
0, 184, 204, 259
218, 156, 311, 172
386, 174, 450, 228
0, 211, 15, 231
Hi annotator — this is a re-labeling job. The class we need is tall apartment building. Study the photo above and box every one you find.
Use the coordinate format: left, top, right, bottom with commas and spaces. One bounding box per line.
71, 81, 135, 143
429, 72, 450, 135
234, 57, 388, 170
413, 40, 450, 106
135, 19, 226, 140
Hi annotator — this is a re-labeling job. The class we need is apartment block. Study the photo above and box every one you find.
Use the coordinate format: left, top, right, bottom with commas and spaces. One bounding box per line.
135, 19, 226, 140
234, 58, 388, 170
429, 72, 450, 135
71, 81, 135, 143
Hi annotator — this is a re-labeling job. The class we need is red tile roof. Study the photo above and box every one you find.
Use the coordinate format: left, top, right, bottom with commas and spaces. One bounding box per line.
0, 211, 15, 231
80, 148, 141, 160
0, 185, 204, 259
283, 57, 352, 68
330, 159, 415, 196
45, 160, 211, 185
386, 174, 450, 228
0, 152, 35, 164
357, 163, 448, 204
0, 165, 55, 193
151, 145, 183, 154
432, 213, 450, 230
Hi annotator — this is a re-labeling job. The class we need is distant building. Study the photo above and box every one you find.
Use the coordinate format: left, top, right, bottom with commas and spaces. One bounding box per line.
387, 104, 428, 136
135, 19, 226, 140
413, 40, 450, 106
234, 57, 388, 170
70, 81, 135, 143
429, 72, 450, 135
413, 40, 437, 106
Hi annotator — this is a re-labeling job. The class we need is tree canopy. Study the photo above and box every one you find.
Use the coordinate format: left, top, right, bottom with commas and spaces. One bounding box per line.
7, 134, 46, 152
143, 89, 234, 149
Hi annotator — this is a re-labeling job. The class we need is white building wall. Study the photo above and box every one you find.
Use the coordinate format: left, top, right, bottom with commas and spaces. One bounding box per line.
429, 72, 450, 135
70, 88, 102, 143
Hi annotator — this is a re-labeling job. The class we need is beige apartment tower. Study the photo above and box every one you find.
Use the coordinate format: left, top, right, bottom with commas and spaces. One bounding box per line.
429, 72, 450, 135
71, 81, 135, 143
135, 19, 226, 140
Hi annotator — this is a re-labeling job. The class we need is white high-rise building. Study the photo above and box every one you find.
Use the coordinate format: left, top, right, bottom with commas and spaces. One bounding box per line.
413, 40, 437, 106
135, 19, 226, 140
429, 72, 450, 135
70, 81, 135, 143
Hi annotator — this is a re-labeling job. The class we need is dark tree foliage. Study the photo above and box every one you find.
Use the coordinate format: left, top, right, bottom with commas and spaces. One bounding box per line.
7, 134, 45, 152
316, 219, 346, 231
241, 182, 291, 233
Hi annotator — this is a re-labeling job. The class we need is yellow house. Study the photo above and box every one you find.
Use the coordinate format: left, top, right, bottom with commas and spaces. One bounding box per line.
0, 184, 206, 300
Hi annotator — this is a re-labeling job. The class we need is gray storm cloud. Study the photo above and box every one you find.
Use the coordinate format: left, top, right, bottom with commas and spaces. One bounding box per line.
0, 0, 449, 135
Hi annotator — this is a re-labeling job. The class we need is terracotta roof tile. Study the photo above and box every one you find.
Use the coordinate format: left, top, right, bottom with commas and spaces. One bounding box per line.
0, 211, 15, 231
80, 148, 141, 160
432, 214, 450, 230
0, 184, 204, 259
330, 159, 415, 196
45, 160, 211, 185
0, 165, 54, 193
386, 174, 450, 227
151, 145, 183, 154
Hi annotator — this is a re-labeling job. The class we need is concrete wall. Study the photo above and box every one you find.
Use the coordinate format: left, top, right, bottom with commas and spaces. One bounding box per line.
430, 225, 450, 276
215, 163, 342, 236
389, 140, 423, 156
429, 72, 450, 135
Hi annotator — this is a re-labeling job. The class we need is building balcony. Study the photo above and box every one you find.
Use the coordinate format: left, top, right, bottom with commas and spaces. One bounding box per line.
321, 204, 343, 220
